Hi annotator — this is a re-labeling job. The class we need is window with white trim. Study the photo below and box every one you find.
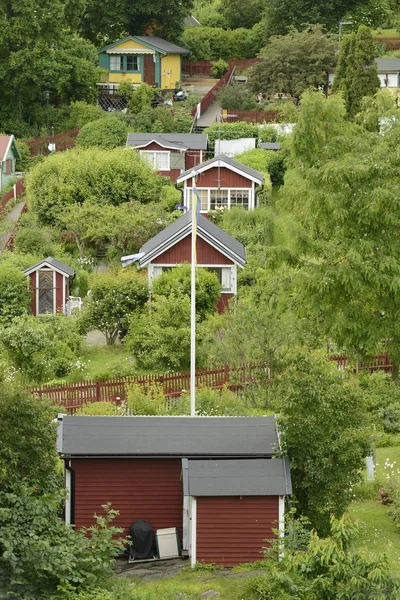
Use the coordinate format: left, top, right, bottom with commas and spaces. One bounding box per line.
191, 188, 208, 211
109, 55, 122, 71
210, 189, 229, 210
230, 190, 249, 209
126, 55, 139, 71
141, 151, 170, 171
207, 267, 232, 291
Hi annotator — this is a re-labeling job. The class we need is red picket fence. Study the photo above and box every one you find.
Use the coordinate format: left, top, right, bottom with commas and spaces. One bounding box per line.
222, 110, 280, 124
28, 363, 267, 412
0, 178, 25, 212
24, 128, 80, 158
329, 353, 393, 372
376, 37, 400, 50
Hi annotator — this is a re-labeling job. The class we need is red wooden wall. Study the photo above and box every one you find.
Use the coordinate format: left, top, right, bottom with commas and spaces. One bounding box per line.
136, 142, 202, 182
153, 235, 233, 265
193, 167, 253, 188
72, 458, 183, 537
28, 269, 67, 315
196, 496, 279, 566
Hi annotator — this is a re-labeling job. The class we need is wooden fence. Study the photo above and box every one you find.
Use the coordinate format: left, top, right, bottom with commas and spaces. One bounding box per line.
221, 110, 280, 124
28, 363, 267, 411
329, 353, 393, 372
376, 37, 400, 50
191, 63, 235, 118
24, 128, 80, 158
0, 178, 25, 213
183, 58, 260, 78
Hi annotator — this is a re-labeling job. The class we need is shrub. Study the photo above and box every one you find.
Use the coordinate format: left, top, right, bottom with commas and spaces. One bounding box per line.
126, 383, 167, 415
217, 82, 257, 111
13, 226, 56, 256
128, 83, 157, 114
0, 262, 30, 325
75, 402, 120, 416
76, 117, 127, 149
211, 59, 229, 78
182, 386, 248, 416
204, 121, 258, 150
69, 101, 105, 128
234, 147, 286, 186
15, 139, 31, 172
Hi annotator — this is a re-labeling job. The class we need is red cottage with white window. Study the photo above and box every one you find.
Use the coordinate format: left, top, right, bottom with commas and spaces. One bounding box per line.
176, 154, 264, 214
138, 210, 246, 312
57, 415, 292, 567
126, 133, 208, 182
24, 257, 75, 316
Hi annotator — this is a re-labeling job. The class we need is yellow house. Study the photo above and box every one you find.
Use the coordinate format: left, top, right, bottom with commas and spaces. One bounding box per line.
98, 36, 191, 90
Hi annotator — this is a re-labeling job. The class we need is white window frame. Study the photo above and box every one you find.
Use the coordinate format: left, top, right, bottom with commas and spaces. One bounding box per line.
109, 55, 123, 71
148, 263, 237, 294
140, 150, 171, 171
186, 186, 253, 212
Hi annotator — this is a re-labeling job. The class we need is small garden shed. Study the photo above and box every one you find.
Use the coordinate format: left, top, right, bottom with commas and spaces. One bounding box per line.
57, 415, 292, 567
138, 210, 246, 312
24, 256, 75, 316
0, 135, 21, 192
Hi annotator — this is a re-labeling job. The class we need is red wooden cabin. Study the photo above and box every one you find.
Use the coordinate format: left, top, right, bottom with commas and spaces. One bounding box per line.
57, 415, 292, 567
24, 257, 75, 316
138, 210, 246, 312
126, 133, 208, 182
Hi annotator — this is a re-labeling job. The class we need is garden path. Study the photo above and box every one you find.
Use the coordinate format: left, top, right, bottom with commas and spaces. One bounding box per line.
0, 201, 26, 253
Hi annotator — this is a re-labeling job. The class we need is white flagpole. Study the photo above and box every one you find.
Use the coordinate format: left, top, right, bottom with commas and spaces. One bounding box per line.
190, 181, 198, 417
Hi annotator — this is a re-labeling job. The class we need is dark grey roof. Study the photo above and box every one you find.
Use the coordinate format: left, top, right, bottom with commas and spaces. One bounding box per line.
376, 58, 400, 72
176, 154, 264, 184
139, 210, 246, 267
184, 15, 201, 26
58, 416, 278, 457
184, 458, 292, 496
134, 36, 191, 55
24, 256, 75, 277
260, 143, 281, 151
127, 133, 208, 151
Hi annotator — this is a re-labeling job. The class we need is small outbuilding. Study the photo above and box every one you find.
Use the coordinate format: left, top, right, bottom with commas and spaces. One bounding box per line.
57, 415, 292, 567
138, 210, 246, 312
24, 256, 75, 316
0, 135, 21, 192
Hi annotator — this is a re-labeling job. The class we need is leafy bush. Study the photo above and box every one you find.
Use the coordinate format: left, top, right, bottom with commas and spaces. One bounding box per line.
217, 82, 257, 110
128, 83, 157, 114
81, 269, 148, 345
211, 59, 228, 78
181, 386, 248, 416
0, 314, 84, 383
182, 24, 264, 61
0, 382, 59, 492
76, 117, 127, 149
152, 265, 221, 320
69, 101, 105, 128
0, 490, 124, 599
15, 139, 31, 172
13, 226, 56, 256
132, 105, 193, 134
0, 262, 30, 325
234, 147, 286, 186
258, 126, 278, 143
357, 371, 400, 433
75, 402, 120, 416
204, 121, 259, 150
127, 383, 167, 415
26, 146, 167, 226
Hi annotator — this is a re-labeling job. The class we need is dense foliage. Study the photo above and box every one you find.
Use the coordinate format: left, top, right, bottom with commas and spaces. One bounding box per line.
234, 147, 286, 186
0, 262, 30, 325
76, 117, 127, 149
182, 23, 265, 61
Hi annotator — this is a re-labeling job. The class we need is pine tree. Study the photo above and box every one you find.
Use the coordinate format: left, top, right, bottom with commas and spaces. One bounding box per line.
331, 33, 354, 95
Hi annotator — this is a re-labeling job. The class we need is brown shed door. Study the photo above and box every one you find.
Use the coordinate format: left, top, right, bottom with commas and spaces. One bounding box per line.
144, 55, 155, 85
38, 270, 54, 314
196, 496, 279, 566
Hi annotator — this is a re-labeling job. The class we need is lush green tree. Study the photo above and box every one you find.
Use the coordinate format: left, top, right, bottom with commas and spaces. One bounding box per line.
76, 117, 127, 149
264, 0, 370, 36
181, 24, 265, 61
0, 488, 123, 599
0, 262, 30, 325
247, 515, 400, 599
221, 0, 265, 29
26, 147, 168, 226
234, 147, 286, 186
357, 87, 400, 132
247, 26, 337, 101
127, 294, 199, 371
0, 382, 59, 492
79, 0, 194, 45
0, 0, 99, 134
81, 269, 148, 344
152, 264, 221, 320
277, 351, 369, 536
0, 314, 84, 382
192, 0, 227, 28
333, 25, 380, 117
282, 90, 400, 377
217, 81, 258, 110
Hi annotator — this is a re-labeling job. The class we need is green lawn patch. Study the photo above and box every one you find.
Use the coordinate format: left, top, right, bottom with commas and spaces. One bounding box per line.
373, 29, 400, 38
76, 344, 133, 380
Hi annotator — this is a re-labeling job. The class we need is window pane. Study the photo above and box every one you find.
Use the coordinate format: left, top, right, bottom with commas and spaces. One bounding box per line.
210, 189, 229, 209
221, 268, 232, 290
207, 267, 222, 285
192, 189, 208, 211
127, 56, 138, 71
155, 153, 169, 170
230, 190, 249, 209
110, 55, 122, 70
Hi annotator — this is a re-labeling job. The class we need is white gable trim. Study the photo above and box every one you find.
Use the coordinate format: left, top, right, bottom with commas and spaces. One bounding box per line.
0, 135, 19, 162
133, 139, 187, 151
140, 225, 245, 269
24, 261, 72, 278
176, 159, 263, 185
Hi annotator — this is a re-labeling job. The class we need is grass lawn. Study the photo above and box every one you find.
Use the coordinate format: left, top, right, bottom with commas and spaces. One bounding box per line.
77, 344, 133, 380
349, 444, 400, 577
373, 29, 400, 38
